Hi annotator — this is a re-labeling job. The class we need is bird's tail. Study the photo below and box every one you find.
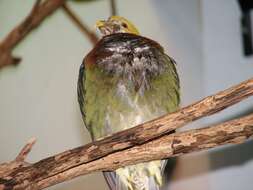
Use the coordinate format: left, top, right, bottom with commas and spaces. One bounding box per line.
103, 160, 170, 190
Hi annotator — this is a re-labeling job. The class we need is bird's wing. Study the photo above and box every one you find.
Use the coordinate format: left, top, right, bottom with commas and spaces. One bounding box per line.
163, 54, 180, 107
77, 62, 96, 139
77, 63, 85, 119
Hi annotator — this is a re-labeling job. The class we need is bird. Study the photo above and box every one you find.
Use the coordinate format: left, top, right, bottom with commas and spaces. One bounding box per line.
77, 16, 180, 190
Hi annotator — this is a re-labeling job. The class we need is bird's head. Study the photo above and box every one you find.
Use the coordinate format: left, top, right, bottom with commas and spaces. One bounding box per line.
96, 16, 140, 36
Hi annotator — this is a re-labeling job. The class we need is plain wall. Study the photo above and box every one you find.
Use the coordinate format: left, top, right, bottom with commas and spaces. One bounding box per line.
202, 0, 253, 190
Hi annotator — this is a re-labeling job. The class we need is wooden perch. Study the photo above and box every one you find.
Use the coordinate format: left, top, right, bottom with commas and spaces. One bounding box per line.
0, 78, 253, 189
28, 114, 253, 189
0, 114, 252, 190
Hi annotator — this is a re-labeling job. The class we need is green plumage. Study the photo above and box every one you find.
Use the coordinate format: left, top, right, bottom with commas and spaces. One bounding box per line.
78, 33, 180, 190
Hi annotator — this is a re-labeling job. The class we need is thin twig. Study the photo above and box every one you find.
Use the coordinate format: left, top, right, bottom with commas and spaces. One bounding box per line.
0, 138, 36, 177
1, 0, 42, 51
0, 0, 42, 68
62, 3, 98, 45
110, 0, 117, 15
15, 137, 36, 162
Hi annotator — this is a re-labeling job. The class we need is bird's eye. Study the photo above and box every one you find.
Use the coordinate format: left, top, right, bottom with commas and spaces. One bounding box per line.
121, 23, 128, 28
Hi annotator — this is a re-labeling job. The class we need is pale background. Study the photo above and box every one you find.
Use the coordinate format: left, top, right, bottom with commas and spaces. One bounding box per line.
0, 0, 252, 190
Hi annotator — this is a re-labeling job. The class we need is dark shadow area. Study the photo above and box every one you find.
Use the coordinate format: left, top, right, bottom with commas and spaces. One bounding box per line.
208, 140, 253, 170
163, 157, 177, 184
163, 140, 253, 184
207, 106, 253, 170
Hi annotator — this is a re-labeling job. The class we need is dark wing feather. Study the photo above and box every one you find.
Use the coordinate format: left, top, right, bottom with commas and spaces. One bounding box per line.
165, 55, 180, 104
77, 62, 96, 139
77, 63, 85, 119
103, 171, 117, 190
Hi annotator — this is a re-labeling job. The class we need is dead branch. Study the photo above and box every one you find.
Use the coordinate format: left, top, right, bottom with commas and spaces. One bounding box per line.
34, 113, 253, 189
62, 3, 98, 45
0, 0, 66, 69
0, 138, 36, 177
0, 78, 252, 189
110, 0, 117, 15
0, 113, 252, 190
0, 0, 99, 69
15, 137, 36, 162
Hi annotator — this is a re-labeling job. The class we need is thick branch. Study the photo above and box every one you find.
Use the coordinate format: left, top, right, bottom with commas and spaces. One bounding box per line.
0, 0, 66, 68
35, 113, 253, 189
62, 3, 98, 45
0, 78, 252, 189
1, 113, 253, 190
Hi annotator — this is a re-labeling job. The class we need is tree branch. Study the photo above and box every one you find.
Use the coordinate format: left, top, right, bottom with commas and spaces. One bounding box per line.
110, 0, 117, 16
0, 78, 252, 189
0, 138, 36, 178
0, 0, 66, 69
33, 114, 253, 188
62, 3, 98, 45
15, 137, 36, 162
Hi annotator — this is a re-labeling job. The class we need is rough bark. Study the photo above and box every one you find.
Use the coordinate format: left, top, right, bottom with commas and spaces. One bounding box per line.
0, 138, 36, 178
0, 114, 252, 190
0, 78, 252, 190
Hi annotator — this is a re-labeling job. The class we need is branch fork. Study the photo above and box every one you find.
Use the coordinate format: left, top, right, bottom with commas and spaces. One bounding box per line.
0, 0, 98, 69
